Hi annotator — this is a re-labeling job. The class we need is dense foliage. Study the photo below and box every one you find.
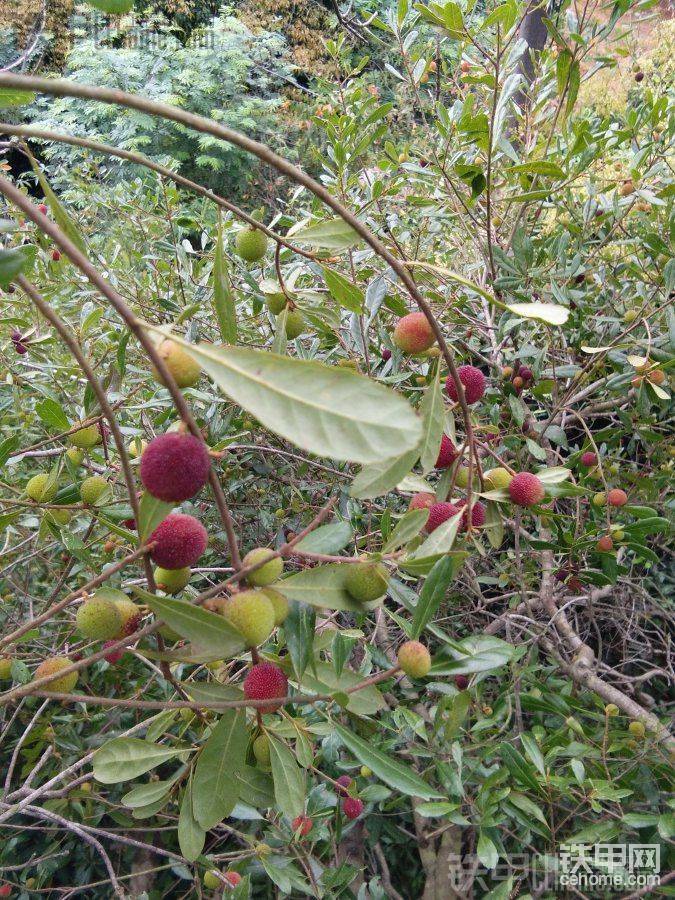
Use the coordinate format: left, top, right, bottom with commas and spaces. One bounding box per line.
0, 0, 673, 897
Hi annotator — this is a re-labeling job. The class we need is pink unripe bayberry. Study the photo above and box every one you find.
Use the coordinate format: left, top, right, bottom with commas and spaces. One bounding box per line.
509, 472, 545, 507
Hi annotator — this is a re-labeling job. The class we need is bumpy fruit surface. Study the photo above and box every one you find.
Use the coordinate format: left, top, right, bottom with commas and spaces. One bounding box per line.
140, 432, 211, 502
260, 587, 289, 626
221, 590, 275, 647
454, 465, 473, 488
509, 472, 545, 507
112, 597, 142, 635
76, 598, 122, 641
596, 535, 614, 552
224, 872, 242, 889
103, 641, 125, 664
291, 815, 313, 837
283, 309, 306, 339
80, 475, 109, 505
445, 365, 486, 404
35, 657, 78, 693
265, 290, 287, 315
360, 765, 373, 777
335, 775, 353, 796
344, 561, 388, 602
484, 467, 512, 490
342, 797, 364, 820
243, 548, 284, 586
425, 501, 460, 533
203, 870, 222, 890
580, 451, 598, 467
149, 514, 208, 569
397, 640, 431, 677
628, 721, 646, 740
608, 488, 628, 507
243, 662, 288, 712
154, 566, 191, 594
409, 491, 435, 511
26, 473, 57, 503
605, 704, 619, 717
455, 674, 469, 690
151, 339, 201, 389
65, 447, 84, 466
69, 422, 101, 449
435, 434, 459, 468
253, 733, 271, 766
235, 227, 268, 262
592, 492, 607, 507
392, 312, 435, 354
0, 657, 12, 681
457, 500, 486, 529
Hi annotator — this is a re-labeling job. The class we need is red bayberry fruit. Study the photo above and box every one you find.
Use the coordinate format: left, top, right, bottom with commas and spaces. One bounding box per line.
149, 513, 208, 569
14, 343, 28, 355
381, 348, 392, 361
52, 249, 61, 261
596, 535, 614, 552
580, 451, 597, 467
223, 872, 241, 888
425, 502, 460, 533
121, 518, 136, 530
454, 674, 469, 690
409, 492, 435, 511
342, 797, 364, 820
392, 312, 435, 354
445, 365, 486, 404
102, 641, 125, 664
243, 662, 288, 713
519, 366, 534, 383
509, 472, 545, 507
607, 489, 628, 507
38, 204, 48, 215
435, 434, 459, 468
335, 775, 353, 796
456, 500, 486, 529
291, 815, 313, 837
140, 432, 211, 502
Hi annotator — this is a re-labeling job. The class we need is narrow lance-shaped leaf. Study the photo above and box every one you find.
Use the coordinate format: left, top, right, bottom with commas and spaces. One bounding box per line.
178, 774, 206, 862
29, 156, 86, 254
269, 735, 306, 819
411, 555, 456, 639
192, 709, 248, 829
93, 737, 189, 784
351, 445, 420, 499
419, 362, 444, 474
212, 210, 237, 343
142, 326, 422, 465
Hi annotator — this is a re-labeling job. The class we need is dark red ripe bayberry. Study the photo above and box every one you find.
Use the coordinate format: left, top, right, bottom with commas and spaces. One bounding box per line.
243, 662, 288, 713
509, 472, 545, 507
456, 500, 486, 529
140, 432, 211, 502
381, 348, 392, 361
121, 518, 136, 530
445, 365, 486, 404
342, 797, 364, 820
38, 204, 48, 215
426, 502, 460, 533
519, 366, 533, 383
335, 775, 352, 796
52, 249, 61, 261
291, 815, 313, 837
149, 513, 208, 569
103, 641, 125, 664
454, 674, 469, 690
14, 343, 28, 355
580, 451, 597, 467
635, 71, 644, 82
435, 434, 459, 468
10, 331, 22, 342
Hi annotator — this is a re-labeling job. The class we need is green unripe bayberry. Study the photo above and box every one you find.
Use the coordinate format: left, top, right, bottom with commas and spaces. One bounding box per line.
80, 476, 109, 505
345, 561, 389, 603
154, 567, 191, 594
284, 309, 306, 339
628, 721, 646, 740
26, 473, 57, 503
69, 423, 101, 449
253, 733, 271, 766
76, 598, 122, 641
243, 548, 283, 586
221, 590, 275, 647
235, 227, 268, 262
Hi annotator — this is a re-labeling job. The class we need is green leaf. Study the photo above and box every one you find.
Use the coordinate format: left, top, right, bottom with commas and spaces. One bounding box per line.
477, 831, 499, 869
35, 399, 70, 431
0, 88, 35, 107
138, 590, 246, 659
291, 661, 385, 715
212, 211, 237, 343
415, 801, 460, 817
93, 738, 188, 784
383, 508, 429, 553
192, 709, 248, 829
29, 161, 86, 254
333, 723, 443, 799
284, 601, 315, 680
291, 218, 361, 250
0, 245, 35, 288
351, 446, 420, 499
565, 60, 581, 118
294, 521, 353, 554
236, 766, 275, 808
122, 769, 184, 808
499, 743, 542, 793
419, 364, 444, 474
508, 161, 565, 179
536, 466, 571, 484
84, 0, 134, 12
269, 736, 306, 820
484, 501, 503, 548
506, 303, 569, 325
323, 268, 364, 313
409, 508, 463, 561
143, 328, 422, 465
411, 555, 456, 639
276, 564, 384, 613
520, 733, 546, 777
137, 492, 176, 541
178, 775, 205, 862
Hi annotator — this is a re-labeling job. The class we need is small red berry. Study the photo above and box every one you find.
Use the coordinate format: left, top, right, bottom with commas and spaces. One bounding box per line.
291, 815, 313, 837
52, 249, 61, 261
456, 500, 485, 529
509, 472, 545, 508
580, 451, 597, 467
103, 641, 125, 664
381, 348, 392, 361
409, 492, 435, 511
596, 535, 614, 552
454, 674, 469, 690
435, 434, 459, 468
445, 365, 486, 404
223, 871, 242, 888
335, 775, 352, 796
38, 204, 48, 215
425, 502, 460, 533
243, 662, 288, 713
607, 489, 628, 507
342, 796, 364, 820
